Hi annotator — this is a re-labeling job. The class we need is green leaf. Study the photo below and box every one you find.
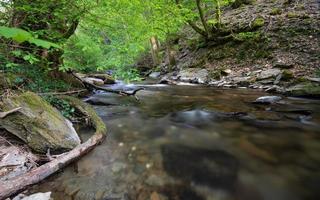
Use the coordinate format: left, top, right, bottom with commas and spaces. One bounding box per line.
0, 26, 60, 49
0, 26, 32, 43
29, 38, 60, 49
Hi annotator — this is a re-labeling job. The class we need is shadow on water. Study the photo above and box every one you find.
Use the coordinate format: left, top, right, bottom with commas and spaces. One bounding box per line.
161, 144, 239, 189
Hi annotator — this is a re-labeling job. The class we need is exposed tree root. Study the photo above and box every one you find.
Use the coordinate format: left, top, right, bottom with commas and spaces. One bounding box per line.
0, 96, 107, 200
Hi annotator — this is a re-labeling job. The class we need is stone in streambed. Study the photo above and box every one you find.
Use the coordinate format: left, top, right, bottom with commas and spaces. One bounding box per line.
252, 96, 282, 104
0, 92, 80, 153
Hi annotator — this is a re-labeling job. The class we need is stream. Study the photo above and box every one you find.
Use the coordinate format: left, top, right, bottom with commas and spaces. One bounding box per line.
31, 82, 320, 200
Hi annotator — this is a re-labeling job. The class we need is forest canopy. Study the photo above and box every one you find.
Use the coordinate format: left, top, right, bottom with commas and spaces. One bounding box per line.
0, 0, 235, 80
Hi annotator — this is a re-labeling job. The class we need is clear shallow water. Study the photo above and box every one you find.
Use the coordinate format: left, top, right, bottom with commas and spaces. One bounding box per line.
31, 84, 320, 200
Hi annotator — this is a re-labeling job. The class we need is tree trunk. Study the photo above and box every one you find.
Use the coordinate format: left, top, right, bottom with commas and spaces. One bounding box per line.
150, 36, 160, 66
215, 0, 222, 28
175, 0, 209, 39
195, 0, 209, 35
166, 41, 176, 69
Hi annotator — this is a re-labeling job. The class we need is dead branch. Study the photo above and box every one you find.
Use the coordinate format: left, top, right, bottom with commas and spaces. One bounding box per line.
0, 97, 107, 199
0, 107, 22, 119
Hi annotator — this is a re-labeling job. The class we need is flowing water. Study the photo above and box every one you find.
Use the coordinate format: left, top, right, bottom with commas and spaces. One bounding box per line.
31, 83, 320, 200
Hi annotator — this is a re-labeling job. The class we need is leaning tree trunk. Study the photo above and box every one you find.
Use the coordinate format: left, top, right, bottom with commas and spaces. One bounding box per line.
0, 96, 107, 199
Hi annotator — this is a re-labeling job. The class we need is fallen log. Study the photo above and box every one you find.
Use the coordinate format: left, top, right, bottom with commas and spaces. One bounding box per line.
0, 96, 107, 199
71, 73, 144, 99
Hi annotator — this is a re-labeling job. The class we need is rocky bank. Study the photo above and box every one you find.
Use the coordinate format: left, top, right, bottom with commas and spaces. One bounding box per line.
139, 0, 320, 97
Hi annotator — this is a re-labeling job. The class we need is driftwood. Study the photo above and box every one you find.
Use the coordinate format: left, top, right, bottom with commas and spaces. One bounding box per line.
0, 96, 107, 199
0, 107, 22, 119
71, 73, 144, 99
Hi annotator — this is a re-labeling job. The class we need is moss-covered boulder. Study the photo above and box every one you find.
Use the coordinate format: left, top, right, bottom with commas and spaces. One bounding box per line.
0, 92, 81, 153
285, 82, 320, 97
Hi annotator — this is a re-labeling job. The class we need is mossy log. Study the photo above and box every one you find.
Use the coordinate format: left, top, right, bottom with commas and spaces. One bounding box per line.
0, 96, 107, 200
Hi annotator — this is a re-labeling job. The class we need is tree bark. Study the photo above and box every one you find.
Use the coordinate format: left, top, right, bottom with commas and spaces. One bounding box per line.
0, 96, 107, 200
150, 36, 160, 66
195, 0, 209, 35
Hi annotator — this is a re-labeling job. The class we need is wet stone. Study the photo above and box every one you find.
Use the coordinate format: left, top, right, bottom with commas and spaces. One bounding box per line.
253, 96, 282, 104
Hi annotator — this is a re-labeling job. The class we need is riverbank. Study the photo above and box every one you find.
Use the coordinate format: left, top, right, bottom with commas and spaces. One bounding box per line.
139, 0, 320, 97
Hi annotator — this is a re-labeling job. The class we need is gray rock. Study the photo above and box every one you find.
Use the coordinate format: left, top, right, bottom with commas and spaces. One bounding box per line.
149, 72, 161, 79
265, 85, 285, 93
273, 59, 294, 69
0, 146, 38, 181
307, 77, 320, 83
231, 76, 251, 86
21, 192, 52, 200
273, 74, 282, 85
257, 69, 281, 80
178, 68, 209, 84
253, 96, 282, 104
0, 92, 80, 153
83, 77, 105, 86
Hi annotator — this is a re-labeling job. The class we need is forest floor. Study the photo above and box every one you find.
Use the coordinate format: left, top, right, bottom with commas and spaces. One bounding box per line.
138, 0, 320, 96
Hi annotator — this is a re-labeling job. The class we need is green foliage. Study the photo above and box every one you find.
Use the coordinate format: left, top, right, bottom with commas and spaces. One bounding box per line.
5, 65, 72, 93
44, 96, 75, 119
0, 26, 60, 48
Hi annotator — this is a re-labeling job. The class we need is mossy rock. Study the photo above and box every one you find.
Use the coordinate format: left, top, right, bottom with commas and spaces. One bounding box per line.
287, 12, 299, 18
282, 70, 294, 81
252, 17, 265, 28
270, 8, 282, 15
0, 92, 81, 153
285, 82, 320, 97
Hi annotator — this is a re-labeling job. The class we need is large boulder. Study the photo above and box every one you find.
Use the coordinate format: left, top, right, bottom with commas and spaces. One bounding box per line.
178, 68, 209, 84
0, 92, 81, 153
257, 69, 281, 80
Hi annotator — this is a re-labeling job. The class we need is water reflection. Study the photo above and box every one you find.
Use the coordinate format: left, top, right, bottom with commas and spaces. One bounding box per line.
30, 85, 320, 200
